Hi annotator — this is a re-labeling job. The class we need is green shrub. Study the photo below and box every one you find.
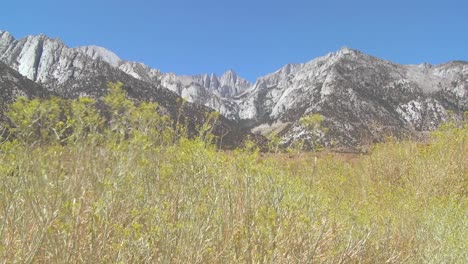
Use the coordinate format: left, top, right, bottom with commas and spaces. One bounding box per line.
0, 83, 466, 263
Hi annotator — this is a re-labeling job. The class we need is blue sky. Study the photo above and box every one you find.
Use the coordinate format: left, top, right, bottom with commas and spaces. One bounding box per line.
1, 0, 467, 81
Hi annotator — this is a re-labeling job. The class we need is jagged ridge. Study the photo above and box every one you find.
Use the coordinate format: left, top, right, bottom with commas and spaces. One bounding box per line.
0, 30, 256, 148
0, 31, 466, 149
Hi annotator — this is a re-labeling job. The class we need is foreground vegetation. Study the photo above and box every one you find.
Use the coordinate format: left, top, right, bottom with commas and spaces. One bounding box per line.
0, 84, 466, 263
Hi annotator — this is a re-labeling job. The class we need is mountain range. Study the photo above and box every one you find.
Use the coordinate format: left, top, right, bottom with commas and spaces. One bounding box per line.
0, 30, 466, 150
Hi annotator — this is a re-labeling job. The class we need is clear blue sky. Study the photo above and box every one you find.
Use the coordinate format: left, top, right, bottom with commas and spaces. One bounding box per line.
1, 0, 467, 81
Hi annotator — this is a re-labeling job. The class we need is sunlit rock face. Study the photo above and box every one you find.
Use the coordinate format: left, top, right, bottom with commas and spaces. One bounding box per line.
1, 31, 466, 149
236, 48, 466, 149
0, 31, 252, 148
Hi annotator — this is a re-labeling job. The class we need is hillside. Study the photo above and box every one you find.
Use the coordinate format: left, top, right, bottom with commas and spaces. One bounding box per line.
1, 30, 466, 149
0, 94, 466, 262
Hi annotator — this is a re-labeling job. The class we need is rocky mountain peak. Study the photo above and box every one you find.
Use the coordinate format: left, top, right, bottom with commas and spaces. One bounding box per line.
0, 31, 466, 150
337, 46, 359, 54
74, 45, 121, 67
118, 61, 161, 81
0, 30, 14, 43
209, 73, 219, 87
0, 31, 128, 85
218, 70, 252, 97
2, 33, 66, 82
418, 62, 433, 69
220, 69, 250, 85
0, 31, 14, 54
220, 69, 237, 80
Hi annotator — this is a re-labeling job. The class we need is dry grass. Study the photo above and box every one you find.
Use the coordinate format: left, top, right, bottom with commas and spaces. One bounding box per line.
0, 125, 466, 263
0, 89, 466, 263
